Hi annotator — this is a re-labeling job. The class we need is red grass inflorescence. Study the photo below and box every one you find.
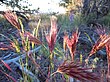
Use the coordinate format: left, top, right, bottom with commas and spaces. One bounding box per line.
46, 16, 57, 53
63, 30, 79, 61
57, 61, 100, 81
3, 10, 20, 30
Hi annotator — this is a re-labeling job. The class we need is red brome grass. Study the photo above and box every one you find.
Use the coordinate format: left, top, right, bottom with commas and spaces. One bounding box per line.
63, 30, 79, 61
46, 16, 57, 53
56, 61, 100, 81
3, 10, 20, 30
89, 34, 110, 57
24, 31, 42, 45
106, 41, 110, 79
0, 42, 14, 50
88, 28, 110, 80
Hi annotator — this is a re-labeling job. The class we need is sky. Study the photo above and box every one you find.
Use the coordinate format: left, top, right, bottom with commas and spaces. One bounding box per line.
28, 0, 65, 13
0, 0, 66, 13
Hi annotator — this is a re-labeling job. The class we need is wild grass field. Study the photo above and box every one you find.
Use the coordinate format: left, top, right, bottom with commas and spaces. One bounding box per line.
0, 10, 110, 82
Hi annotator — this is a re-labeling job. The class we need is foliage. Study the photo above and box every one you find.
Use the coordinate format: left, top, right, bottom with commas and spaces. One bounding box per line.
59, 0, 110, 26
82, 0, 110, 19
0, 0, 32, 11
59, 0, 82, 13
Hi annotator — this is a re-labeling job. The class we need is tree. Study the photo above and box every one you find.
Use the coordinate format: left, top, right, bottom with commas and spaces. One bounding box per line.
0, 0, 32, 11
0, 0, 40, 21
60, 0, 110, 18
82, 0, 110, 18
59, 0, 83, 13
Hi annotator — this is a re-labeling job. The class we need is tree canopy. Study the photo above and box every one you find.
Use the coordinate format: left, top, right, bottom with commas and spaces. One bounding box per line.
59, 0, 82, 13
0, 0, 32, 11
59, 0, 110, 18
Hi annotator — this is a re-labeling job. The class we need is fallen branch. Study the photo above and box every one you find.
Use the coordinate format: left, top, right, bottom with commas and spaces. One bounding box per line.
3, 46, 41, 64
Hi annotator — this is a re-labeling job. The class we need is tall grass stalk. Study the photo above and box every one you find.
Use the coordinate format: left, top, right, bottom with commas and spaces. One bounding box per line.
32, 19, 41, 60
19, 19, 29, 81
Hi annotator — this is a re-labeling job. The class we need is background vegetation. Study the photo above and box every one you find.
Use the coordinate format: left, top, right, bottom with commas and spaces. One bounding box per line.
0, 0, 110, 82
